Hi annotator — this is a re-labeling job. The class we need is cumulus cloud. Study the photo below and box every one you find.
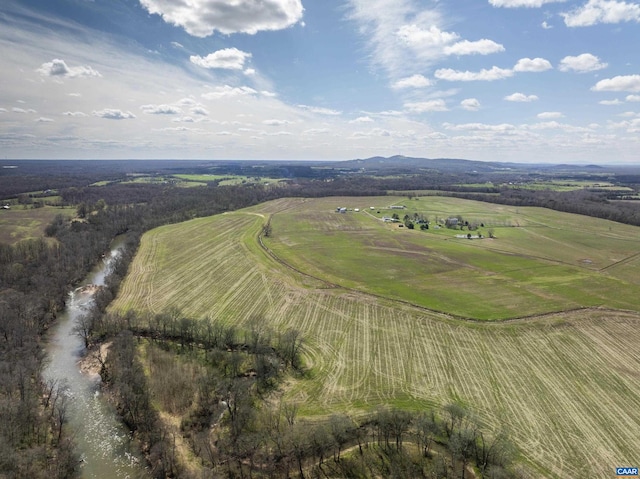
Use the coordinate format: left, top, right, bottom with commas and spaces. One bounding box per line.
599, 99, 623, 105
202, 85, 259, 99
537, 111, 564, 119
63, 111, 88, 117
12, 108, 37, 114
349, 116, 375, 123
140, 104, 182, 114
397, 24, 459, 48
404, 99, 448, 112
35, 117, 54, 122
489, 0, 565, 6
443, 122, 516, 131
397, 25, 504, 57
297, 105, 342, 115
263, 119, 291, 126
504, 92, 539, 101
627, 94, 640, 102
559, 53, 607, 72
435, 66, 513, 81
37, 59, 101, 78
443, 39, 505, 56
592, 75, 640, 92
562, 0, 640, 27
190, 48, 252, 70
93, 109, 136, 120
392, 74, 432, 89
513, 57, 552, 72
542, 20, 553, 28
190, 106, 209, 115
138, 0, 304, 36
461, 98, 481, 111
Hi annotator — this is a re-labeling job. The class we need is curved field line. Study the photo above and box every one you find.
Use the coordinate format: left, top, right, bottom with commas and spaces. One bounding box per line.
110, 198, 640, 478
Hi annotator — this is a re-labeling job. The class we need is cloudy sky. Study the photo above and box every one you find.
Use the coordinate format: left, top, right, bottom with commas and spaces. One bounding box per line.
1, 0, 639, 163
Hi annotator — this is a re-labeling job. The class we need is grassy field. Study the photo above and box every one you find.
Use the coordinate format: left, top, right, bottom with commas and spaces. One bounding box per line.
0, 205, 75, 244
111, 196, 640, 478
172, 173, 284, 186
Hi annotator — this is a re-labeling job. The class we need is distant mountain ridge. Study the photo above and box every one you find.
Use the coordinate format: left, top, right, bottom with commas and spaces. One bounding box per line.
333, 155, 605, 173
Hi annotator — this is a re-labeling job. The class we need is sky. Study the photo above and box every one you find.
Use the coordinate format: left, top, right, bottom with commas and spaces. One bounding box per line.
0, 0, 639, 164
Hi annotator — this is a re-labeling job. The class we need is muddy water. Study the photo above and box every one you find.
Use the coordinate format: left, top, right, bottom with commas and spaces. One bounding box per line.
43, 240, 147, 478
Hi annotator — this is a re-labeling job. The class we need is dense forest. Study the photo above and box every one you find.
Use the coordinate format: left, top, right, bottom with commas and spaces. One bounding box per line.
2, 159, 640, 478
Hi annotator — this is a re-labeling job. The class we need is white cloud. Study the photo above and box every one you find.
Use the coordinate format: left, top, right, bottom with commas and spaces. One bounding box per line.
504, 92, 539, 102
138, 0, 304, 36
37, 58, 101, 78
443, 39, 505, 56
350, 116, 375, 123
559, 53, 607, 72
244, 68, 256, 76
140, 104, 182, 114
93, 109, 136, 120
542, 20, 553, 28
172, 116, 195, 123
513, 57, 552, 72
190, 48, 252, 70
297, 105, 342, 115
397, 24, 459, 48
562, 0, 640, 26
592, 75, 640, 92
12, 107, 37, 114
35, 117, 54, 122
303, 128, 330, 134
461, 98, 481, 111
599, 99, 623, 105
63, 111, 88, 117
443, 122, 516, 131
263, 119, 291, 126
627, 94, 640, 102
489, 0, 565, 7
190, 106, 209, 115
537, 111, 564, 119
202, 85, 259, 99
404, 99, 448, 112
392, 74, 432, 89
435, 66, 514, 81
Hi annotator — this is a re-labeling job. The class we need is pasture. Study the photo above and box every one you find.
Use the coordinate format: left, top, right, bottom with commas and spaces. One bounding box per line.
111, 196, 640, 478
0, 205, 74, 244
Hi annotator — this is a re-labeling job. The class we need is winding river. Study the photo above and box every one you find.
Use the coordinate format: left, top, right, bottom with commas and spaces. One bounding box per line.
43, 239, 147, 478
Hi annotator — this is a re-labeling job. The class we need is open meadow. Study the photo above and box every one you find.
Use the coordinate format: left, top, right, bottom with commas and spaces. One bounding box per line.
0, 205, 75, 244
111, 196, 640, 478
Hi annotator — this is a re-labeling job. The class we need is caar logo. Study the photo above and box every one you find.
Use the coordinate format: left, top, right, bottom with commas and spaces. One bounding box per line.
616, 467, 639, 476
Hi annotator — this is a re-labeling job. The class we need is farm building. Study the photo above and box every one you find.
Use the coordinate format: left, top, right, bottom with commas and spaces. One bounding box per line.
390, 205, 406, 210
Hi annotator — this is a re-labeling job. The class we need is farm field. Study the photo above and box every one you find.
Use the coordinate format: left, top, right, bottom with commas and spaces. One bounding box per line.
0, 205, 75, 244
111, 196, 640, 478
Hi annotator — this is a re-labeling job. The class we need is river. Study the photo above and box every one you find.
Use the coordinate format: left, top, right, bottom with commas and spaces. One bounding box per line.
43, 239, 147, 478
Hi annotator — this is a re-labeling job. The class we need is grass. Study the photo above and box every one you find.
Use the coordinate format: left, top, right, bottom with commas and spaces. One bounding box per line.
172, 174, 284, 186
0, 205, 75, 244
111, 196, 640, 478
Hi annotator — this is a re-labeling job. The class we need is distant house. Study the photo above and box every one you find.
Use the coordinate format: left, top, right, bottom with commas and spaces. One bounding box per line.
390, 205, 406, 210
445, 217, 459, 227
2, 205, 10, 210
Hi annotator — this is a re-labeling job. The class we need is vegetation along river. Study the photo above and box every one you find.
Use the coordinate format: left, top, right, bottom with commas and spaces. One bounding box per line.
43, 238, 146, 478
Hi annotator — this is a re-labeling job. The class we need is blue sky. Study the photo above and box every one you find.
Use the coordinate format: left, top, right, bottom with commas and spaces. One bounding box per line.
1, 0, 639, 163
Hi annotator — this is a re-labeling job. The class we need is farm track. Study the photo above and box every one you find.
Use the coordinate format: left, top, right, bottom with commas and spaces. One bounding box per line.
111, 197, 640, 478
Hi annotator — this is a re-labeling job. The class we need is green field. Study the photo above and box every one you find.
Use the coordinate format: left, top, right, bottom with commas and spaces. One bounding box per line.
111, 197, 640, 478
0, 205, 75, 244
172, 173, 284, 186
